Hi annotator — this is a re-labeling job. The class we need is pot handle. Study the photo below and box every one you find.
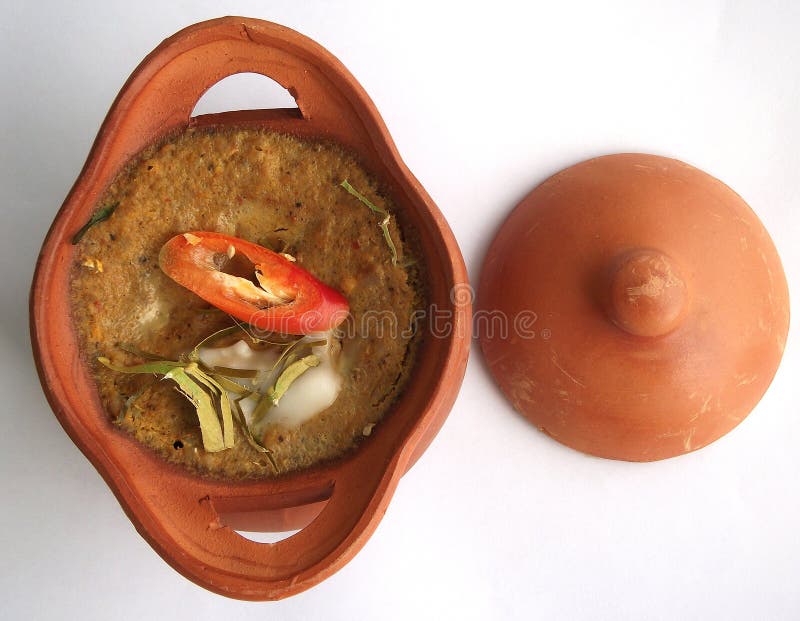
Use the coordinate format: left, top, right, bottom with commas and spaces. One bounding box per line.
157, 452, 401, 600
101, 17, 377, 165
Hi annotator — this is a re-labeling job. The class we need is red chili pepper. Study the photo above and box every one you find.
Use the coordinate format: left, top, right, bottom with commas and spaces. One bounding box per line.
159, 232, 349, 335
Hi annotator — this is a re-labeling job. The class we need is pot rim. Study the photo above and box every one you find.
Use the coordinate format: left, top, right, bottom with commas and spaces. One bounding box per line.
29, 16, 470, 600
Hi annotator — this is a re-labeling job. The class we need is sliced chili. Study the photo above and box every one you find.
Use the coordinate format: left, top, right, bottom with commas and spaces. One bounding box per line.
159, 231, 349, 335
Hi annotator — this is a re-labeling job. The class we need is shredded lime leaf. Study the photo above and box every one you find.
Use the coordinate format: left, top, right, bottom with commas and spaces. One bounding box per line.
378, 215, 400, 266
208, 366, 260, 379
209, 374, 253, 396
164, 367, 225, 452
98, 357, 185, 375
98, 357, 234, 452
270, 354, 320, 406
339, 180, 400, 265
71, 202, 119, 244
118, 388, 146, 423
250, 390, 273, 426
99, 325, 310, 466
189, 325, 244, 361
227, 315, 297, 346
270, 338, 325, 373
187, 364, 235, 449
100, 323, 333, 469
119, 343, 163, 361
251, 352, 321, 423
233, 396, 278, 470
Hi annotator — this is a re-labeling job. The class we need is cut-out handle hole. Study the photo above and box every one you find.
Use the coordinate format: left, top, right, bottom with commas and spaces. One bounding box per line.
192, 72, 299, 117
213, 495, 329, 538
234, 528, 301, 545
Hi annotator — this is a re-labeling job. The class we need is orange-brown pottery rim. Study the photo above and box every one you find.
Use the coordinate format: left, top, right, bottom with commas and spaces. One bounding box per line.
30, 17, 470, 600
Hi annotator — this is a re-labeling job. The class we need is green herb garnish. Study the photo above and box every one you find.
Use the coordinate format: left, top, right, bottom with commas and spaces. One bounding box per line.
119, 343, 163, 361
189, 325, 244, 361
233, 396, 278, 471
118, 388, 146, 424
208, 366, 260, 379
98, 356, 228, 452
250, 390, 273, 426
210, 374, 254, 395
227, 315, 296, 346
185, 363, 235, 450
270, 338, 326, 373
340, 180, 400, 265
251, 353, 320, 425
269, 354, 319, 406
99, 324, 331, 467
98, 357, 184, 376
166, 365, 227, 451
71, 202, 119, 244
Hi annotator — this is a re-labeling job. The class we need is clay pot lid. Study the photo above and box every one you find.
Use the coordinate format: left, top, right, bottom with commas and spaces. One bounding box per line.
477, 153, 789, 461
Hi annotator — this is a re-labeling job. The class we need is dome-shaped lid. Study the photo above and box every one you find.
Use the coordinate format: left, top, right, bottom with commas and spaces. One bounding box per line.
478, 154, 789, 461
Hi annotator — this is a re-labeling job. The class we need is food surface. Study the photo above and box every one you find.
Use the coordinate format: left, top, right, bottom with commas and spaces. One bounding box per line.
70, 127, 424, 478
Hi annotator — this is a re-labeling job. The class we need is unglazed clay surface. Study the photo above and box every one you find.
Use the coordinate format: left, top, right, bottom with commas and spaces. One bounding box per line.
30, 17, 469, 600
478, 153, 789, 462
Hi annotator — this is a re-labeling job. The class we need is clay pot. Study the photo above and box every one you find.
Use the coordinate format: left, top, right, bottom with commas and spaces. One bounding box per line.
478, 153, 789, 462
30, 17, 470, 600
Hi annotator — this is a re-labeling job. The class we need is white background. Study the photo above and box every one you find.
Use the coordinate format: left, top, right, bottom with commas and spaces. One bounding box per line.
2, 1, 799, 619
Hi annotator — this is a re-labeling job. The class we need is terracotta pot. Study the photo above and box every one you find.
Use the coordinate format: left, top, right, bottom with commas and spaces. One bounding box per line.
478, 153, 789, 461
30, 17, 470, 600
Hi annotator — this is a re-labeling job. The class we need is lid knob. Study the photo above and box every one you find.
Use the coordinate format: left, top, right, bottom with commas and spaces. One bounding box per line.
607, 248, 688, 337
